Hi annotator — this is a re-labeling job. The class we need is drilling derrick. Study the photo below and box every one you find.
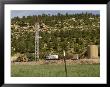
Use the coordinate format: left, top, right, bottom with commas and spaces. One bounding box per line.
35, 22, 40, 61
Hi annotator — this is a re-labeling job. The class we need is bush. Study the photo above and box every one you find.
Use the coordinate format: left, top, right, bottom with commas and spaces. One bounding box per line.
25, 53, 35, 61
58, 54, 73, 60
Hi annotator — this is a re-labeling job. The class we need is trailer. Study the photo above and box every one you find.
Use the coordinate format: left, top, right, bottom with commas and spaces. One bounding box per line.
46, 55, 59, 60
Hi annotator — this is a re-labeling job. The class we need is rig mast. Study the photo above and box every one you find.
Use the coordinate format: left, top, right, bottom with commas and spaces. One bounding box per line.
35, 22, 40, 61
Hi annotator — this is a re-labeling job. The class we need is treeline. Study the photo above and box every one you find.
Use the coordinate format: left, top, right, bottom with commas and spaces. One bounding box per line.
11, 12, 99, 27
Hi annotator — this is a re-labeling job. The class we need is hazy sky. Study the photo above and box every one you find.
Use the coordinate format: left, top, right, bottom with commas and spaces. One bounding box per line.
11, 10, 100, 18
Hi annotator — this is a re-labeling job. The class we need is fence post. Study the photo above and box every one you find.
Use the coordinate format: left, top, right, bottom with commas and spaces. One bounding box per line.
63, 50, 67, 77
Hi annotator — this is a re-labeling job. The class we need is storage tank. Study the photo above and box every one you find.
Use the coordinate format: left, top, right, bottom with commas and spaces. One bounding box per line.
87, 45, 98, 59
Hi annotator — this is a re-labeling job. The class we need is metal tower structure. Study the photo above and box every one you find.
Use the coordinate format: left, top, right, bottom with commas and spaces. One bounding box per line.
35, 22, 40, 61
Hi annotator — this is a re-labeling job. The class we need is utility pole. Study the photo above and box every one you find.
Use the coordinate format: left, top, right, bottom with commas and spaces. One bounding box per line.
35, 22, 40, 61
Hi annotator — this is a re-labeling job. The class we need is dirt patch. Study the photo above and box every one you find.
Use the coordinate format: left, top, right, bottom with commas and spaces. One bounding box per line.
76, 59, 100, 64
12, 58, 100, 65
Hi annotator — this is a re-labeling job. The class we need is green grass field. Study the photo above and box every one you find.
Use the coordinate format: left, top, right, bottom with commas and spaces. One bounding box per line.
11, 64, 100, 77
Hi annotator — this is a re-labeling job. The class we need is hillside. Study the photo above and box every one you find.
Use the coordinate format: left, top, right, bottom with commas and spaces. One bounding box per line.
11, 13, 100, 60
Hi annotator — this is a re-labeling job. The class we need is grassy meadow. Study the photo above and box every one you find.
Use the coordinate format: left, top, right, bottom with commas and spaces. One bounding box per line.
11, 64, 100, 77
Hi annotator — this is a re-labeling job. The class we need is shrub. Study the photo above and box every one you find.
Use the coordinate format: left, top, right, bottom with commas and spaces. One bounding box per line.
25, 53, 35, 61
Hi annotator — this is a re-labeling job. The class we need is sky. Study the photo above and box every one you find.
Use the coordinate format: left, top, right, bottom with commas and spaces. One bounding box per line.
11, 10, 100, 18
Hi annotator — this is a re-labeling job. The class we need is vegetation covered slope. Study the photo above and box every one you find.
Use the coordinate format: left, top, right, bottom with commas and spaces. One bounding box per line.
11, 12, 100, 59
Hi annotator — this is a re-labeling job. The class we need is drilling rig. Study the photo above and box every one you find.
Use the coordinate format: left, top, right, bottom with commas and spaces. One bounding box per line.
35, 22, 40, 61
